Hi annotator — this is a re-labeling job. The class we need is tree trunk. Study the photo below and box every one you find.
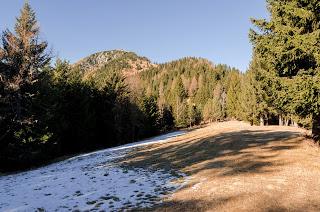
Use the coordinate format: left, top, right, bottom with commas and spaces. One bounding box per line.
279, 114, 283, 126
250, 113, 254, 126
265, 116, 269, 126
260, 115, 264, 126
284, 118, 289, 126
312, 113, 320, 140
292, 120, 298, 128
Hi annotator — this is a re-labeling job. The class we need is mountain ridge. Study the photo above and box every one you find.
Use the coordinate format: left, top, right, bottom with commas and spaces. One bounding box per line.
72, 50, 156, 79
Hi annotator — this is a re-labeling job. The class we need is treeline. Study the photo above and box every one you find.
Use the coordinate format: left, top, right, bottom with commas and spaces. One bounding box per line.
137, 58, 243, 127
243, 0, 320, 138
129, 0, 320, 133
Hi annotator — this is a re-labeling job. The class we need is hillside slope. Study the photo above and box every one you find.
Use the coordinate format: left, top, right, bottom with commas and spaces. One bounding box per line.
0, 131, 186, 211
121, 121, 320, 211
73, 50, 155, 81
71, 51, 242, 129
71, 50, 259, 130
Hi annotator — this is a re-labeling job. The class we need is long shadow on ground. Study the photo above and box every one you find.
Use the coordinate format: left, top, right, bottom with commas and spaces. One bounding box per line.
122, 129, 303, 177
123, 128, 320, 211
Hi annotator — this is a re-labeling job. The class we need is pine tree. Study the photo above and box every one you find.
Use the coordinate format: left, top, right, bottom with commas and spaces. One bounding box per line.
159, 105, 174, 132
213, 82, 226, 118
241, 56, 272, 125
172, 76, 188, 126
174, 76, 187, 100
203, 98, 224, 122
250, 0, 320, 138
0, 2, 50, 142
226, 71, 241, 119
188, 102, 201, 127
103, 69, 132, 143
140, 95, 160, 136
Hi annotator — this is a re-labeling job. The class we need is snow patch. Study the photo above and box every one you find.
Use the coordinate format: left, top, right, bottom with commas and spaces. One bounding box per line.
0, 131, 186, 211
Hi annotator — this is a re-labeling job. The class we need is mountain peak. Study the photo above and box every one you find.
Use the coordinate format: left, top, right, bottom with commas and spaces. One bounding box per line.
73, 50, 155, 78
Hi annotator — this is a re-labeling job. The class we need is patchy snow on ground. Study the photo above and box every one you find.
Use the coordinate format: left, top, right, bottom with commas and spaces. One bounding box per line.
0, 131, 187, 212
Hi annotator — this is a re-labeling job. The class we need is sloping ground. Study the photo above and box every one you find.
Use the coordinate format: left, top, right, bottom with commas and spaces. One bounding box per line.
0, 132, 187, 212
121, 121, 320, 211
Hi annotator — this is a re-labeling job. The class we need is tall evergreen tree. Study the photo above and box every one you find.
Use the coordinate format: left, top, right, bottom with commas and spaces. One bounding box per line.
203, 98, 224, 122
0, 2, 51, 169
188, 102, 201, 127
226, 71, 241, 119
159, 105, 174, 132
0, 2, 50, 128
250, 0, 320, 138
174, 76, 187, 100
140, 95, 160, 137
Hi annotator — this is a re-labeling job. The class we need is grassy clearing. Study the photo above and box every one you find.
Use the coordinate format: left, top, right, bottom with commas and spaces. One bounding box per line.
120, 121, 320, 211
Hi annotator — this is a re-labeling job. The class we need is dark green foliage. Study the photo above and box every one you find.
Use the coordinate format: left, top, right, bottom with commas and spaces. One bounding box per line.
140, 95, 160, 137
158, 106, 174, 132
0, 3, 164, 172
174, 77, 187, 101
226, 71, 242, 119
45, 61, 161, 154
240, 57, 271, 125
250, 0, 320, 77
188, 103, 202, 127
0, 2, 51, 170
250, 0, 320, 136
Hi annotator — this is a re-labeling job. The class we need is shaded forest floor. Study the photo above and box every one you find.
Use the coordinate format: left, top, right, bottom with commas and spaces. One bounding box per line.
121, 121, 320, 211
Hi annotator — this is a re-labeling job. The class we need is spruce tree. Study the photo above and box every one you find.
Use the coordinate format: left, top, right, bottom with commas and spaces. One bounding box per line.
174, 76, 187, 100
188, 102, 201, 127
250, 0, 320, 138
203, 98, 223, 122
0, 2, 50, 141
172, 76, 188, 126
242, 55, 273, 125
226, 71, 241, 119
140, 95, 160, 136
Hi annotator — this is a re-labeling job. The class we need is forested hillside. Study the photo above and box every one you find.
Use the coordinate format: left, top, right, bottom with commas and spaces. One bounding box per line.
1, 1, 320, 172
71, 52, 249, 128
138, 58, 241, 127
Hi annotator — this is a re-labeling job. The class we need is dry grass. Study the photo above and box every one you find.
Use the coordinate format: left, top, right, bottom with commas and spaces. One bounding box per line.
120, 121, 320, 211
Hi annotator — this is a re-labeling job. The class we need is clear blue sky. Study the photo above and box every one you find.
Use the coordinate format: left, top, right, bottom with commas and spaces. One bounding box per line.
0, 0, 268, 72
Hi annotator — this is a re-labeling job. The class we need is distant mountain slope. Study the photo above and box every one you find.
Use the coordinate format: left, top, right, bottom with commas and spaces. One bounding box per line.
135, 57, 240, 127
73, 50, 155, 80
139, 57, 232, 98
71, 53, 240, 126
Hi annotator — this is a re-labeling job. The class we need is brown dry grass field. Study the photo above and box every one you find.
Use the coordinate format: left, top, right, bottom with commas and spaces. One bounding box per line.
120, 121, 320, 211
